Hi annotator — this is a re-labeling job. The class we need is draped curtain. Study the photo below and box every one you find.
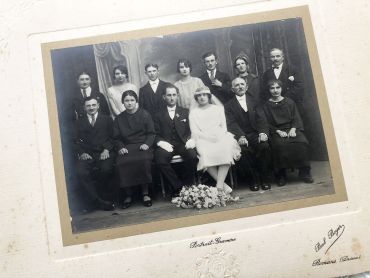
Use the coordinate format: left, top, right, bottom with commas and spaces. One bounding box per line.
91, 18, 327, 160
93, 41, 142, 103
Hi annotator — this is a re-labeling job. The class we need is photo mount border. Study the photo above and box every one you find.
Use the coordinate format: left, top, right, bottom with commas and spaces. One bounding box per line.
41, 5, 347, 246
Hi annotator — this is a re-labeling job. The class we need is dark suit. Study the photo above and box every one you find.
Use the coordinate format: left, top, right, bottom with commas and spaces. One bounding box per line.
261, 63, 308, 130
261, 63, 304, 104
139, 80, 171, 117
75, 113, 115, 203
73, 88, 110, 120
238, 73, 261, 103
154, 106, 198, 191
199, 70, 232, 104
225, 92, 272, 184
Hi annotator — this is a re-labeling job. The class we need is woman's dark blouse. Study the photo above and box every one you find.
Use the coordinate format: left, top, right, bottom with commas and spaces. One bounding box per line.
113, 108, 155, 150
262, 97, 304, 132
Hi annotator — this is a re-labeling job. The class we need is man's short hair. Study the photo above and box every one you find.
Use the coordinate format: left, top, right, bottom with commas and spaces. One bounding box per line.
163, 84, 179, 95
270, 48, 284, 55
76, 71, 91, 80
144, 63, 159, 71
112, 65, 129, 79
201, 51, 218, 60
176, 58, 192, 73
84, 96, 99, 104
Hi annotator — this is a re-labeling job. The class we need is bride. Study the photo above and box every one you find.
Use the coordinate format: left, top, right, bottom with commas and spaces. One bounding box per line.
189, 86, 240, 194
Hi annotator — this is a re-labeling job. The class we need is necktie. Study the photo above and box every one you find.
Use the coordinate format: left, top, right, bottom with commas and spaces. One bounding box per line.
91, 114, 96, 127
82, 89, 87, 98
210, 69, 215, 80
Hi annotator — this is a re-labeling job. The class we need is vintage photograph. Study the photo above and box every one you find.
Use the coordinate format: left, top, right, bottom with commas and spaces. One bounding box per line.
42, 8, 346, 244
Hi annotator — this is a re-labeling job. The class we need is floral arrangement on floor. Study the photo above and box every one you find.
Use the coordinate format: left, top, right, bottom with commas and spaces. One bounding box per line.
171, 184, 239, 209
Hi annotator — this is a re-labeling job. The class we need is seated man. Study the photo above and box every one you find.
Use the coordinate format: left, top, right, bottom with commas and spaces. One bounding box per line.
153, 84, 198, 196
225, 77, 273, 191
75, 96, 115, 210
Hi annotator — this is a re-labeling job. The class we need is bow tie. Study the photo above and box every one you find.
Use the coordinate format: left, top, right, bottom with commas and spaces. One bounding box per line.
272, 65, 280, 69
168, 108, 176, 111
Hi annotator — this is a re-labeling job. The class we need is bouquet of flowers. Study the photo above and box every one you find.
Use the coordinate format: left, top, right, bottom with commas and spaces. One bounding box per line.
171, 184, 239, 209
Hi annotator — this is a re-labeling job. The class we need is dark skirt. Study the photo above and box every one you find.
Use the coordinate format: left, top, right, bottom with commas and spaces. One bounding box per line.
270, 130, 310, 170
116, 143, 153, 188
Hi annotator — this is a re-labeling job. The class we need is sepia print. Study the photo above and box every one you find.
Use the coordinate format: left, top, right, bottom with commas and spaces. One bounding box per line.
41, 6, 346, 245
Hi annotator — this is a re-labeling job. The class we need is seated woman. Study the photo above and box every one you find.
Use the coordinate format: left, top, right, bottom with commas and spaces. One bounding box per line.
262, 80, 313, 186
174, 59, 205, 108
189, 87, 241, 194
107, 65, 138, 118
113, 90, 155, 208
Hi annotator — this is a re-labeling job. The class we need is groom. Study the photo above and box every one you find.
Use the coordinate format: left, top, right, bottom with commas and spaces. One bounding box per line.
153, 84, 198, 196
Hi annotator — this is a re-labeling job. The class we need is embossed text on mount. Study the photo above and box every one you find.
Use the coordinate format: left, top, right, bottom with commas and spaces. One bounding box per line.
190, 237, 236, 248
314, 224, 345, 254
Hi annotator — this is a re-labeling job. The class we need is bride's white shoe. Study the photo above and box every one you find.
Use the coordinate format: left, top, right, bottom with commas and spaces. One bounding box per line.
223, 183, 233, 194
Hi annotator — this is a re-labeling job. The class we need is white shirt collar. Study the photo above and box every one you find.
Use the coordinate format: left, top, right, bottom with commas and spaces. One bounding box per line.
236, 94, 246, 100
273, 63, 283, 79
87, 112, 98, 122
149, 79, 159, 85
81, 87, 92, 97
167, 106, 176, 112
207, 69, 217, 77
273, 62, 283, 69
236, 94, 248, 112
167, 106, 176, 119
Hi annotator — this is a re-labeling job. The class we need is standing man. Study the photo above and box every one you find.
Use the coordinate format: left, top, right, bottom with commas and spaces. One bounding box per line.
225, 77, 272, 191
74, 71, 110, 120
261, 48, 304, 105
139, 63, 171, 117
154, 84, 198, 196
75, 96, 115, 211
199, 52, 232, 104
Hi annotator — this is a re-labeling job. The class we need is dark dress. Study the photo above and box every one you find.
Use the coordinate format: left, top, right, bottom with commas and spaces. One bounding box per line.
262, 97, 310, 171
113, 109, 155, 188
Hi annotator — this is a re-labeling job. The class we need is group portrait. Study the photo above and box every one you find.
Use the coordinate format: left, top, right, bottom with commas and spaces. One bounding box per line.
43, 10, 345, 243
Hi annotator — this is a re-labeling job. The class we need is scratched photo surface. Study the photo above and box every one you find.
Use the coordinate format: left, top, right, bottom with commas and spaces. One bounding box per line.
43, 13, 343, 244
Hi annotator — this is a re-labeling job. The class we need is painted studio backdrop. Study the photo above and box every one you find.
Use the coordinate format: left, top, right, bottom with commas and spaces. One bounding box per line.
51, 18, 328, 213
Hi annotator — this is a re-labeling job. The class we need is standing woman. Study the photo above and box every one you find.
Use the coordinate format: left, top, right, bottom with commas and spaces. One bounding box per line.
189, 87, 240, 194
262, 80, 313, 186
174, 59, 205, 109
107, 65, 138, 118
233, 55, 261, 102
113, 90, 155, 208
